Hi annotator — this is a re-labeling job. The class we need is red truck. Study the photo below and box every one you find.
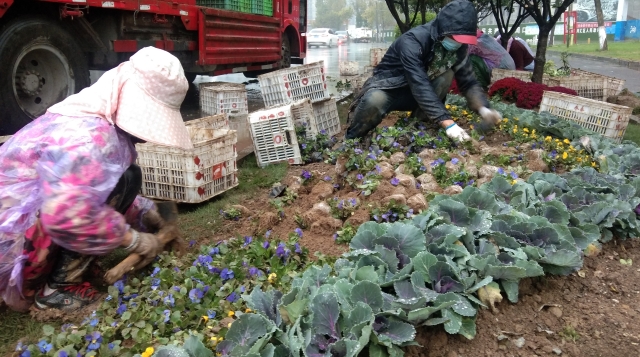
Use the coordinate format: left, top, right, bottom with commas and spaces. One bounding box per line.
0, 0, 307, 135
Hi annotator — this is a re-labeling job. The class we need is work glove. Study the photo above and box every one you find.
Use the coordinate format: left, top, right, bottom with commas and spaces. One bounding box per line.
445, 123, 471, 143
479, 107, 502, 126
125, 229, 162, 268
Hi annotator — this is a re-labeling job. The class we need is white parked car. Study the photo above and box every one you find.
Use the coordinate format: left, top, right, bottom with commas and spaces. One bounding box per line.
307, 28, 340, 48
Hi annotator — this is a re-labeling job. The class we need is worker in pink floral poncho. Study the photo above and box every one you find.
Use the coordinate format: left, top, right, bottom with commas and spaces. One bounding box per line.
0, 47, 193, 312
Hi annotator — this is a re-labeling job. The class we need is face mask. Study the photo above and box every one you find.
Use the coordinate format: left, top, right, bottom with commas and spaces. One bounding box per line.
441, 37, 462, 51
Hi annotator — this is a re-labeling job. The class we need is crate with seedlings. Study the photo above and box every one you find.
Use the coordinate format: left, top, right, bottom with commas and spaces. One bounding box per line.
136, 114, 238, 203
249, 104, 302, 167
289, 98, 319, 139
200, 82, 248, 116
311, 97, 341, 137
258, 61, 329, 107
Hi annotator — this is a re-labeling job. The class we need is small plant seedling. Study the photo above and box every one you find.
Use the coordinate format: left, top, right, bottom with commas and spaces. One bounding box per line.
559, 325, 580, 342
220, 207, 242, 221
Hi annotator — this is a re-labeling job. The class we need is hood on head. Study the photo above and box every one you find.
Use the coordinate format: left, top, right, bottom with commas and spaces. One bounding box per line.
435, 0, 478, 39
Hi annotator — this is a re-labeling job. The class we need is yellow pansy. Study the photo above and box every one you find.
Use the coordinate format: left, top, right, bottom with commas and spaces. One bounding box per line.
141, 347, 154, 357
545, 136, 552, 142
202, 316, 209, 322
514, 117, 519, 121
513, 128, 518, 133
577, 157, 582, 162
591, 162, 597, 167
245, 308, 252, 313
446, 104, 451, 110
562, 152, 568, 160
531, 129, 536, 135
462, 110, 468, 115
563, 139, 570, 144
503, 118, 508, 123
228, 311, 235, 317
470, 124, 474, 130
511, 180, 517, 185
268, 273, 277, 283
523, 128, 529, 133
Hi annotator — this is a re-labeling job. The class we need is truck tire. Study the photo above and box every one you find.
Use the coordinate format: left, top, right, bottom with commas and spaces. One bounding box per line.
0, 16, 90, 135
281, 36, 291, 69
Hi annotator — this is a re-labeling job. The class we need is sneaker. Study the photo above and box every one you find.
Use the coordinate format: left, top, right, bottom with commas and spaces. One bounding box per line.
35, 282, 100, 311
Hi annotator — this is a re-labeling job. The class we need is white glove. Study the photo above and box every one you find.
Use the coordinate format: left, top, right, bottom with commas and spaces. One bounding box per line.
479, 107, 502, 125
445, 124, 471, 142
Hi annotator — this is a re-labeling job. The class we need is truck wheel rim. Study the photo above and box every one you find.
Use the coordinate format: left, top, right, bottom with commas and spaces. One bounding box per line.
12, 43, 75, 118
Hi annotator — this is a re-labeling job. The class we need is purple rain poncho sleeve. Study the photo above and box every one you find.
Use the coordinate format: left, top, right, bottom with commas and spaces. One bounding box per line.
0, 112, 153, 307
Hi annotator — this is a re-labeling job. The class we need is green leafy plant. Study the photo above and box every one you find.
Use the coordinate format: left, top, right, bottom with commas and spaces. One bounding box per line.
270, 199, 286, 219
328, 197, 359, 220
220, 207, 241, 221
334, 223, 357, 245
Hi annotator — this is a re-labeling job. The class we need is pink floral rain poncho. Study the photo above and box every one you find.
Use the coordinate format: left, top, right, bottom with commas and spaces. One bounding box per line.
0, 59, 164, 310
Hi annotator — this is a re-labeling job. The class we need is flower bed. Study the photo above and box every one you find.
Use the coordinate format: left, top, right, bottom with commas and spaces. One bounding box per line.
16, 237, 315, 357
488, 78, 578, 109
16, 95, 640, 357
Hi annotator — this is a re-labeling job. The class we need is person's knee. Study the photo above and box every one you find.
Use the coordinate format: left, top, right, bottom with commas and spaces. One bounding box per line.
363, 90, 389, 113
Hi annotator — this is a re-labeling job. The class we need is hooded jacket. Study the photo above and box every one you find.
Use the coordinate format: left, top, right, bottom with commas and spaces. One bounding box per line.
352, 0, 490, 121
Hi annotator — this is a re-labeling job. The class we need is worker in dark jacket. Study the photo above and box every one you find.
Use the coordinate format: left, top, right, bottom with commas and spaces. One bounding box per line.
346, 0, 502, 142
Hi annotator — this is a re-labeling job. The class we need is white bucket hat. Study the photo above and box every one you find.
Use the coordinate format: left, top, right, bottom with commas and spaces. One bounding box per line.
48, 47, 193, 149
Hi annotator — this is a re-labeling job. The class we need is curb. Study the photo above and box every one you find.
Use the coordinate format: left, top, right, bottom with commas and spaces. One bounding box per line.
548, 50, 640, 72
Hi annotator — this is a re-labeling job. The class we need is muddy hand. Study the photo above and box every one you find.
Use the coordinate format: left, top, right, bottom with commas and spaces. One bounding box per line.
142, 201, 178, 233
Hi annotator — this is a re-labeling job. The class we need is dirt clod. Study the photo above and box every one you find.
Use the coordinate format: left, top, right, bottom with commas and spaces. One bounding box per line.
407, 194, 428, 212
443, 185, 463, 195
310, 217, 343, 235
310, 182, 334, 200
382, 194, 407, 205
390, 152, 406, 165
378, 162, 395, 179
478, 165, 499, 179
548, 306, 563, 318
395, 173, 416, 188
526, 149, 550, 173
345, 209, 371, 227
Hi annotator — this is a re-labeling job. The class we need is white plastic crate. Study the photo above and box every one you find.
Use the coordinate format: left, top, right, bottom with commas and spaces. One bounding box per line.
312, 97, 341, 137
228, 114, 254, 159
200, 82, 248, 115
136, 118, 238, 203
370, 48, 387, 66
289, 98, 319, 139
186, 113, 230, 141
339, 61, 359, 76
258, 61, 329, 107
249, 105, 302, 167
540, 91, 632, 143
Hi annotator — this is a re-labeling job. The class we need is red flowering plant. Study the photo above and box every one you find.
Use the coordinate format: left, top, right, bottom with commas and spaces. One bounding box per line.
488, 77, 525, 101
449, 79, 461, 94
516, 82, 547, 109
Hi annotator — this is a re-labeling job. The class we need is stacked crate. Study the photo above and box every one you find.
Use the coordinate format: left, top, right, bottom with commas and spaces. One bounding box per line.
255, 61, 341, 166
200, 81, 252, 161
136, 114, 238, 203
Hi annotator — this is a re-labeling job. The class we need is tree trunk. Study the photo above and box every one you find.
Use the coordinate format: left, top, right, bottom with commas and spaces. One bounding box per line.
500, 35, 510, 49
532, 27, 550, 83
594, 0, 608, 51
